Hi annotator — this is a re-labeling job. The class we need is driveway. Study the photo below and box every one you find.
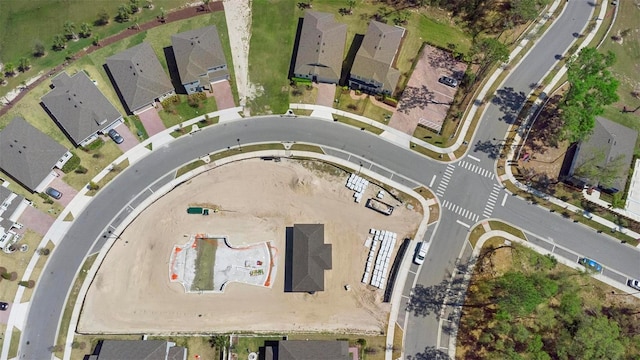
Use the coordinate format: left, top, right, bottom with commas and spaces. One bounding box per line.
49, 169, 78, 208
315, 83, 336, 107
16, 205, 55, 237
210, 80, 236, 110
137, 107, 166, 137
111, 123, 140, 153
390, 45, 467, 135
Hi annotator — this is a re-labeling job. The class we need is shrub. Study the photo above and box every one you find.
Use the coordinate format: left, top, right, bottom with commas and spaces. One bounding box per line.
74, 165, 88, 174
187, 93, 203, 108
161, 95, 180, 108
18, 280, 29, 287
37, 248, 51, 256
39, 192, 54, 204
347, 104, 358, 111
96, 10, 110, 25
383, 97, 398, 107
356, 338, 367, 347
82, 138, 104, 152
92, 152, 103, 159
88, 181, 99, 191
61, 153, 81, 173
0, 272, 10, 280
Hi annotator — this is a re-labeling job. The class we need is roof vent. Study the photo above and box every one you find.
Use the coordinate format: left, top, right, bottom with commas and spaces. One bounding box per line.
18, 150, 21, 154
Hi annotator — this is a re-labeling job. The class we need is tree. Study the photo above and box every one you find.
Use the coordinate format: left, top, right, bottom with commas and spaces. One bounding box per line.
510, 0, 540, 24
4, 62, 15, 76
145, 0, 154, 9
33, 40, 46, 57
564, 315, 625, 359
573, 150, 625, 188
52, 34, 67, 51
63, 21, 77, 40
347, 0, 356, 12
159, 7, 167, 22
203, 0, 211, 12
471, 37, 509, 78
18, 57, 30, 72
79, 23, 92, 38
130, 0, 140, 13
117, 4, 132, 22
560, 47, 619, 142
92, 35, 102, 46
96, 10, 110, 25
208, 335, 229, 356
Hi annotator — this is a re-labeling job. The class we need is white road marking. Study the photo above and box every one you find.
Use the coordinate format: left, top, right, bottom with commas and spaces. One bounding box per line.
467, 155, 480, 162
501, 193, 508, 206
456, 220, 470, 228
430, 175, 437, 187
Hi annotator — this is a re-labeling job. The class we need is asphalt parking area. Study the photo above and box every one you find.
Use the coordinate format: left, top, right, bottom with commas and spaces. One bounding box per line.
137, 107, 166, 137
390, 45, 467, 135
210, 80, 236, 110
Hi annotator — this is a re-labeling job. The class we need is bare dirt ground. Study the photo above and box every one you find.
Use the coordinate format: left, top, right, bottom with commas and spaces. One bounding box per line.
390, 45, 467, 135
79, 159, 424, 334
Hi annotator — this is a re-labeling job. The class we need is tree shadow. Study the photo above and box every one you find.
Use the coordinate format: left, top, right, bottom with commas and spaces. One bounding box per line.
472, 139, 504, 159
406, 346, 451, 360
491, 87, 527, 124
397, 85, 440, 114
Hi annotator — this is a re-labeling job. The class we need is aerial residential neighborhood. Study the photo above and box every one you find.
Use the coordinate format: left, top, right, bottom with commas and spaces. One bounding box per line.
0, 1, 639, 360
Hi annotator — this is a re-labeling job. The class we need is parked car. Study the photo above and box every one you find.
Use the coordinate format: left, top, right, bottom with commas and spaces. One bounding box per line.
0, 302, 8, 311
628, 279, 640, 291
578, 257, 603, 273
438, 76, 458, 88
413, 241, 427, 265
108, 129, 124, 144
45, 187, 62, 200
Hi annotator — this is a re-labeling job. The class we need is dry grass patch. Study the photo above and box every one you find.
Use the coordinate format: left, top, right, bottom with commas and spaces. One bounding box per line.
0, 230, 44, 303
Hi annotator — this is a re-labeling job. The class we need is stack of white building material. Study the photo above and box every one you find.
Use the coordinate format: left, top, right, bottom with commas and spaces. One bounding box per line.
362, 228, 397, 289
346, 173, 369, 203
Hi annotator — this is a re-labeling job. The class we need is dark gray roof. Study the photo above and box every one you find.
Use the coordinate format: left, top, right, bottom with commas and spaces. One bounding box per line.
41, 71, 122, 146
167, 346, 186, 360
350, 21, 404, 94
294, 11, 347, 82
278, 340, 350, 360
172, 25, 228, 85
0, 117, 68, 191
572, 116, 638, 189
291, 224, 332, 292
105, 42, 173, 113
96, 340, 168, 360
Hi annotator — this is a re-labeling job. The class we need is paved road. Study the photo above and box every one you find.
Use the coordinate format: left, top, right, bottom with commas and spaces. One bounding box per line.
20, 2, 639, 359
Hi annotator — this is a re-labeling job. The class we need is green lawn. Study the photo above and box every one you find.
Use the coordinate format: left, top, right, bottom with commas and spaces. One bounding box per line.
0, 1, 192, 99
176, 160, 206, 178
158, 95, 218, 128
488, 220, 526, 239
248, 0, 297, 114
191, 238, 217, 291
599, 0, 640, 149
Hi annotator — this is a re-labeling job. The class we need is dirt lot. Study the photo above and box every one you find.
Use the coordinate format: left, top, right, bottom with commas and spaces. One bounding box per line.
390, 45, 467, 135
79, 159, 424, 334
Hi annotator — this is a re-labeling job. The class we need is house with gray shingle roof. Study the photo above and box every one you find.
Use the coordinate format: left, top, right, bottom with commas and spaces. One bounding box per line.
87, 339, 186, 360
0, 184, 29, 251
348, 21, 404, 96
287, 224, 332, 293
293, 11, 347, 84
41, 71, 123, 147
105, 42, 174, 114
263, 340, 350, 360
567, 116, 638, 191
172, 25, 229, 95
0, 117, 71, 192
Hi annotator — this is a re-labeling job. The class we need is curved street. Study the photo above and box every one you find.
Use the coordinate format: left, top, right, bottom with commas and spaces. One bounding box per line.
18, 1, 639, 359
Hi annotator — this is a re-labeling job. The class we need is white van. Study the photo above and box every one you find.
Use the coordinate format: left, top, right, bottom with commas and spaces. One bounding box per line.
413, 242, 427, 265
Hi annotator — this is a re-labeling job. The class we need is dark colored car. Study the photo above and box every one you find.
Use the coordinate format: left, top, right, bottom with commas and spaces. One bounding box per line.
0, 302, 8, 311
438, 76, 458, 88
578, 257, 603, 273
45, 187, 62, 200
628, 279, 640, 291
108, 129, 124, 144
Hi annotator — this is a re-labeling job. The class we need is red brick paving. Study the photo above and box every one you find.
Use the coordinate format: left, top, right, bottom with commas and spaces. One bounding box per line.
315, 83, 336, 107
138, 107, 166, 136
210, 80, 236, 110
389, 45, 467, 135
112, 123, 140, 152
50, 169, 79, 207
16, 205, 55, 237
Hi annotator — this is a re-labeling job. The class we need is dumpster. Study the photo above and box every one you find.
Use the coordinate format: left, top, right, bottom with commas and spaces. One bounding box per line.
187, 207, 204, 214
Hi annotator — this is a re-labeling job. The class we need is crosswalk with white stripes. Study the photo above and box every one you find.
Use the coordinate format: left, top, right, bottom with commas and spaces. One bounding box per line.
442, 199, 480, 223
436, 164, 456, 197
483, 184, 503, 218
457, 160, 495, 179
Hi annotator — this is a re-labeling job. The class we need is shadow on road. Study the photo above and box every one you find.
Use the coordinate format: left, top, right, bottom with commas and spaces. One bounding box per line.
491, 87, 527, 124
406, 346, 451, 360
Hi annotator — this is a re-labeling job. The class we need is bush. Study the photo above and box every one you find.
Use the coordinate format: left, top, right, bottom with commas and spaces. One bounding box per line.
61, 153, 81, 173
96, 10, 110, 26
92, 152, 103, 159
37, 248, 51, 256
88, 181, 99, 191
39, 192, 54, 204
357, 338, 367, 347
383, 97, 398, 107
187, 93, 204, 108
82, 138, 104, 152
74, 165, 88, 174
161, 95, 180, 108
0, 273, 9, 280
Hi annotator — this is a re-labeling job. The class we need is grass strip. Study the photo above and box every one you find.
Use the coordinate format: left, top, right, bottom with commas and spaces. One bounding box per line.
191, 238, 217, 291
